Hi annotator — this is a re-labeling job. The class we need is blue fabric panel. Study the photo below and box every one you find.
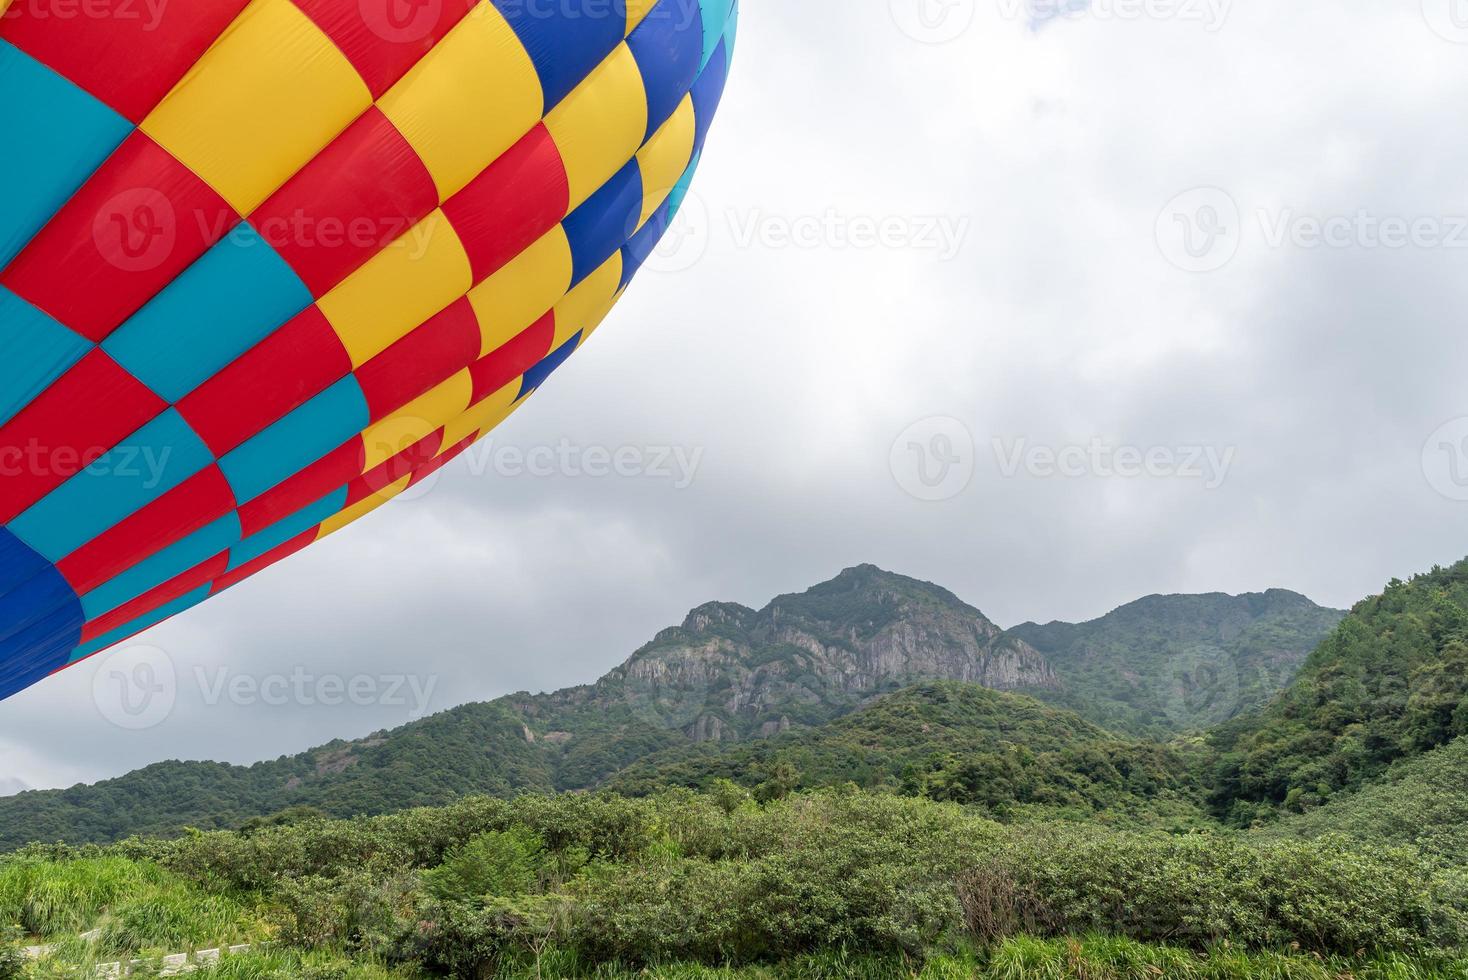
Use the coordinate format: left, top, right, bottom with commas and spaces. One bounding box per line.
8, 409, 214, 561
628, 0, 704, 139
102, 223, 312, 402
622, 199, 673, 288
0, 528, 82, 699
492, 0, 626, 111
68, 584, 212, 663
0, 520, 59, 598
80, 513, 242, 619
518, 333, 581, 398
690, 39, 729, 156
227, 487, 346, 571
0, 603, 84, 701
0, 40, 132, 269
565, 160, 643, 286
219, 375, 369, 503
0, 287, 91, 428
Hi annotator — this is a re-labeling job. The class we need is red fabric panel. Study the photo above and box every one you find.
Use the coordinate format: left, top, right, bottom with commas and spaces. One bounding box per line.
177, 307, 353, 456
408, 432, 476, 486
354, 297, 480, 421
0, 350, 166, 524
79, 551, 230, 642
249, 108, 438, 297
345, 430, 442, 505
443, 124, 570, 283
468, 311, 555, 403
237, 437, 364, 536
55, 466, 236, 595
210, 528, 317, 593
290, 0, 477, 98
1, 133, 238, 343
0, 0, 252, 122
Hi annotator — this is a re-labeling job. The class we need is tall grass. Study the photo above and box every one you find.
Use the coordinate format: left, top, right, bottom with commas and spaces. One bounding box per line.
985, 935, 1468, 980
0, 855, 259, 954
0, 857, 171, 936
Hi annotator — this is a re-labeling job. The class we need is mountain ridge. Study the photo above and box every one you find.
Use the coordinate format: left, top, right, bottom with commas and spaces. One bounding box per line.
0, 565, 1342, 849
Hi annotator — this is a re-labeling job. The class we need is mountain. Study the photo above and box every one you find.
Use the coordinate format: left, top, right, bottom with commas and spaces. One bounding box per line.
0, 566, 1058, 848
0, 564, 1327, 849
1207, 559, 1468, 824
605, 681, 1204, 825
1008, 591, 1344, 736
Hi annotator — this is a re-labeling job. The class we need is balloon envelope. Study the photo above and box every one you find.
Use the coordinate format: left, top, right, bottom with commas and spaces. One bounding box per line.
0, 0, 737, 700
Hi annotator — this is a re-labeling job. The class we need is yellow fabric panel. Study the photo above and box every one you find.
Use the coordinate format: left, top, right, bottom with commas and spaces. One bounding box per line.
466, 227, 572, 357
440, 380, 521, 449
318, 210, 473, 367
552, 253, 622, 348
140, 0, 371, 214
317, 475, 412, 538
544, 44, 648, 210
635, 95, 696, 228
0, 1, 13, 17
360, 369, 473, 469
378, 3, 543, 201
625, 0, 658, 32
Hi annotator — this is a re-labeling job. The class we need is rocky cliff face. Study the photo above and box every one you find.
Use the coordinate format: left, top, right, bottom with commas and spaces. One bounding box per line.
561, 565, 1058, 743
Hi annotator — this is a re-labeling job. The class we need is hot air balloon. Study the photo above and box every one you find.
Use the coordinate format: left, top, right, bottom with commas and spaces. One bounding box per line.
0, 0, 738, 700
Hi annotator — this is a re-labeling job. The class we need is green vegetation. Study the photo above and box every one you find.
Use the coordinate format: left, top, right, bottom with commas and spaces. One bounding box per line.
6, 559, 1468, 976
1208, 560, 1468, 824
4, 790, 1465, 978
607, 683, 1206, 828
1011, 590, 1343, 737
1261, 734, 1468, 862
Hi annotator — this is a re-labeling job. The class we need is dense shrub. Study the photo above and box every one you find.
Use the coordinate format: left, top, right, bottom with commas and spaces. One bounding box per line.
7, 790, 1466, 976
963, 826, 1465, 954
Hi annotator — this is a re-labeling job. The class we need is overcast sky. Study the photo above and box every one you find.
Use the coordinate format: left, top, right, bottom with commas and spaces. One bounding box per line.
6, 0, 1468, 791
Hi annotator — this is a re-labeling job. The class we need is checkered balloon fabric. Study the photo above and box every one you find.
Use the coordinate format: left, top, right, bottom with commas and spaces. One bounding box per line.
0, 0, 738, 700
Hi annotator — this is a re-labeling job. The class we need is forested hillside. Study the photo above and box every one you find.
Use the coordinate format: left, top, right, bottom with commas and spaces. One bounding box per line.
606, 683, 1204, 826
1260, 734, 1468, 862
1207, 559, 1468, 824
1010, 590, 1343, 736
